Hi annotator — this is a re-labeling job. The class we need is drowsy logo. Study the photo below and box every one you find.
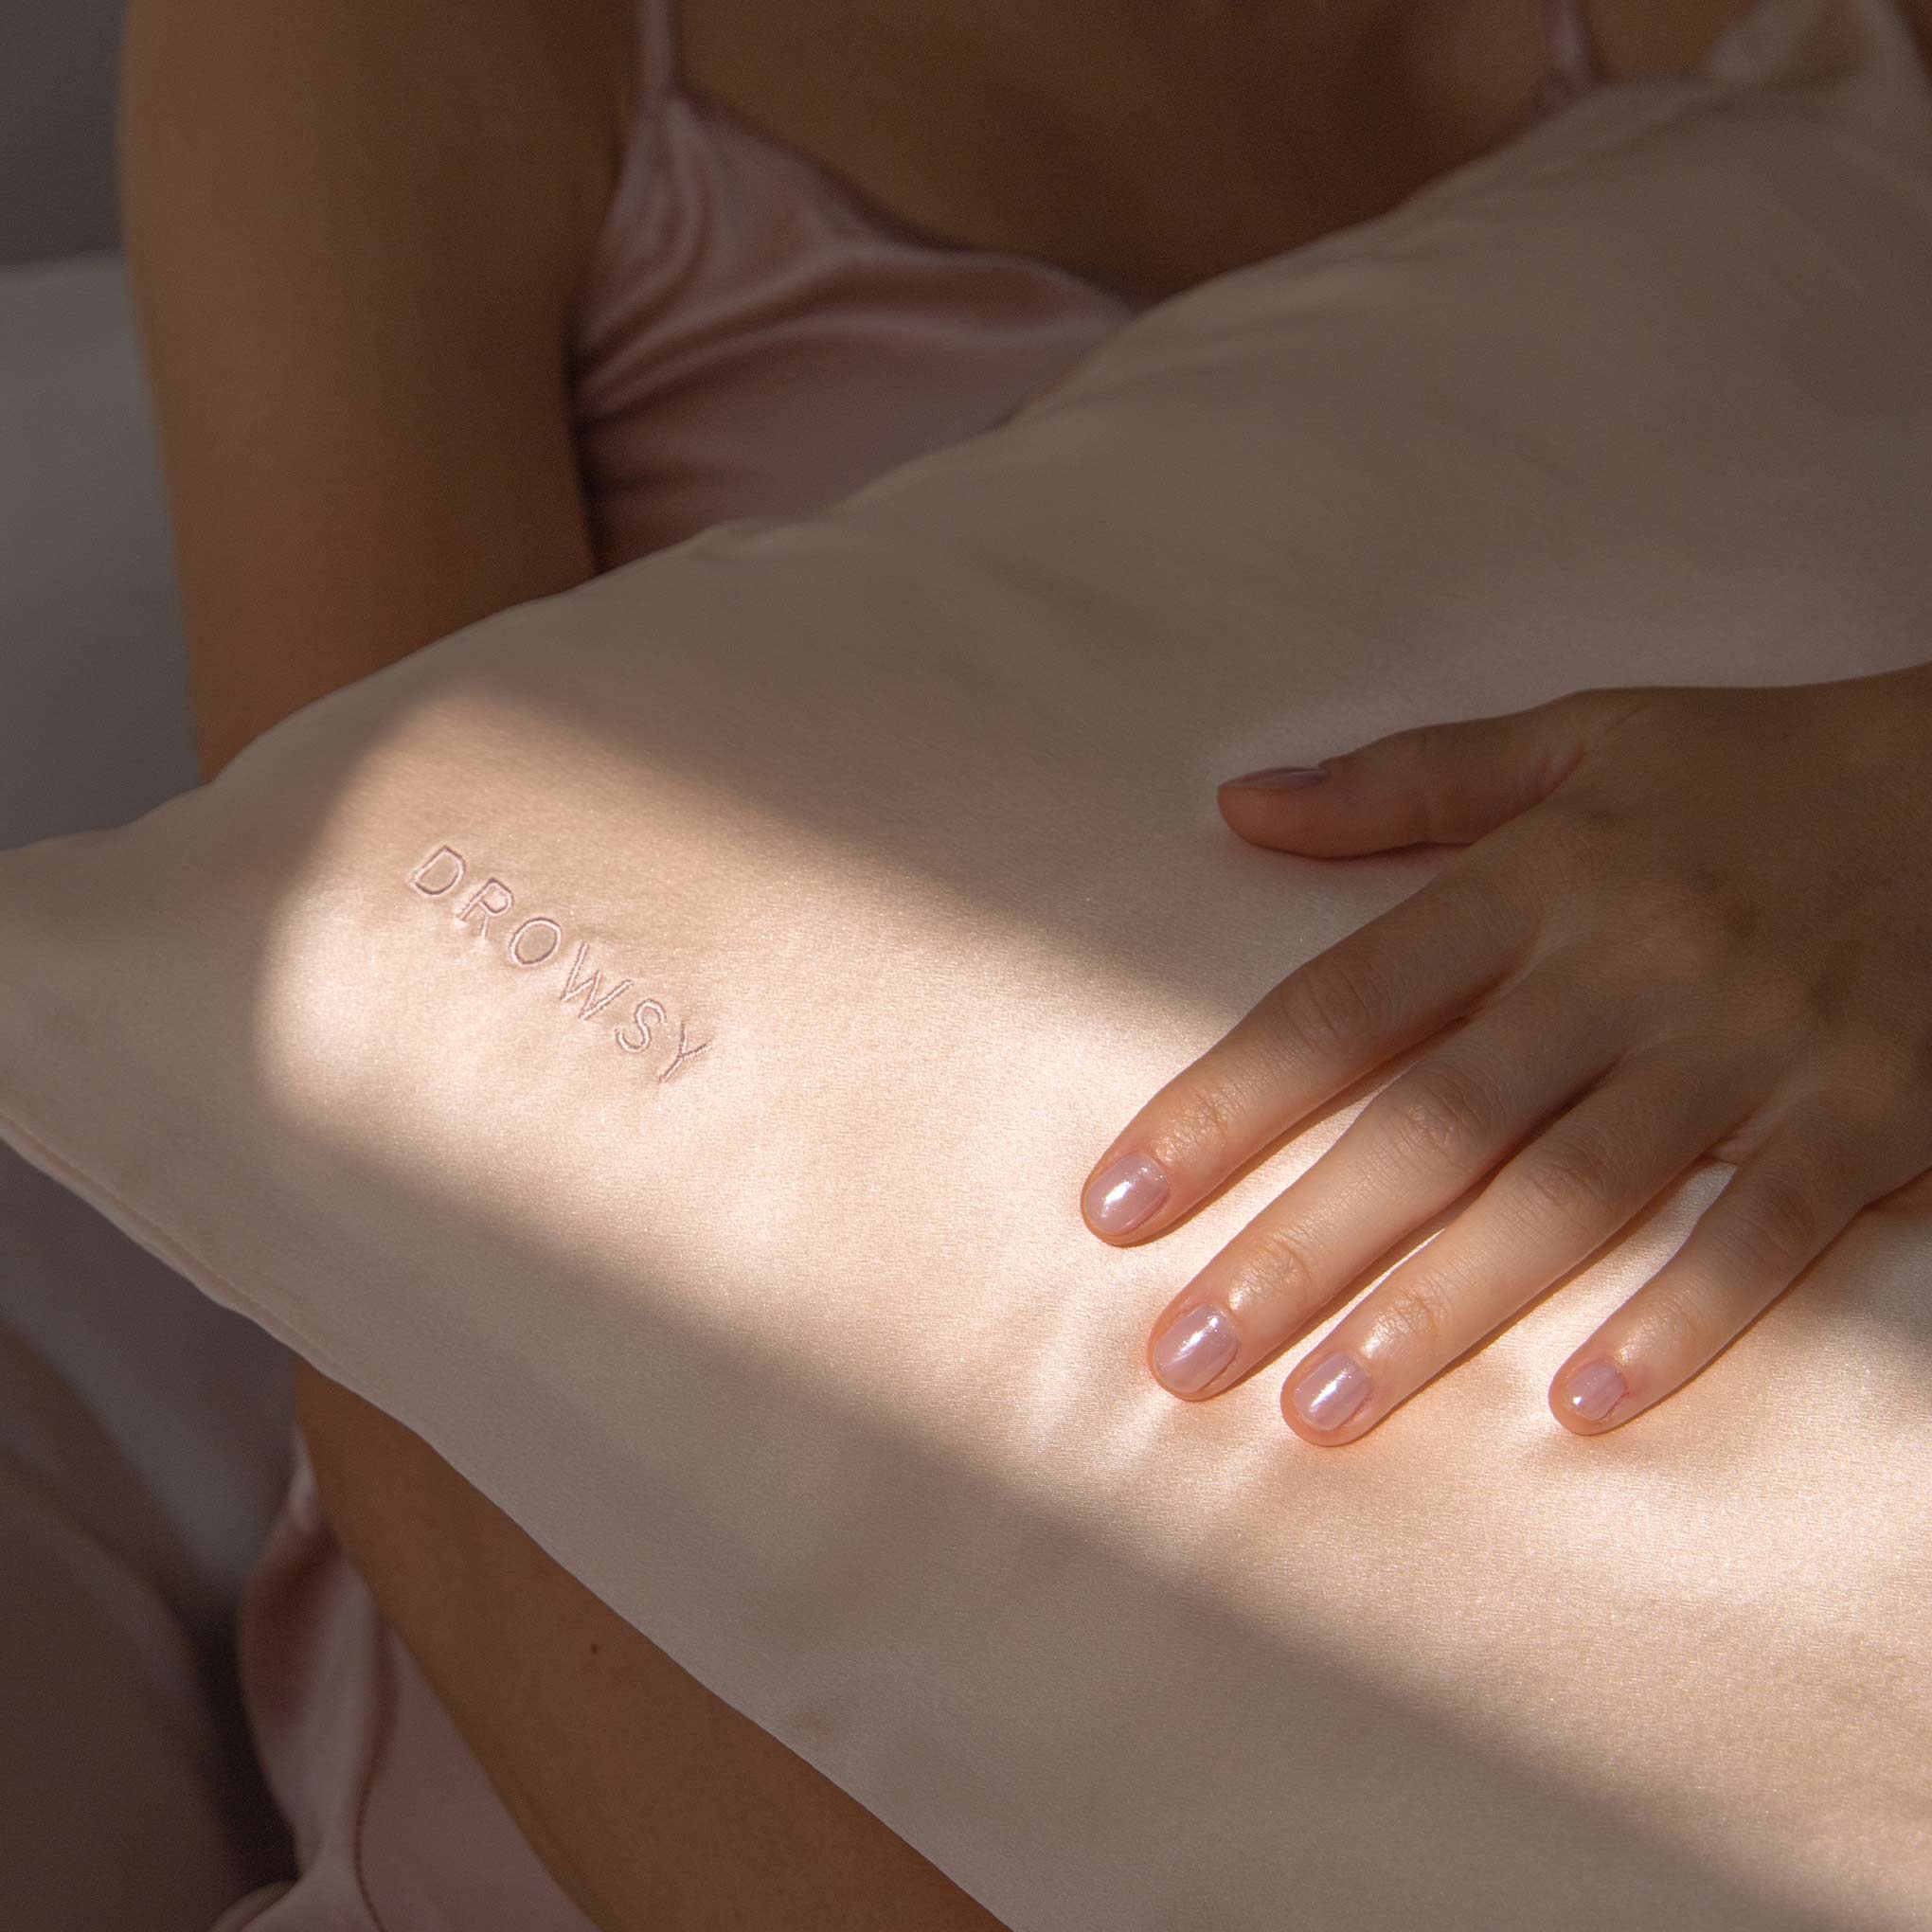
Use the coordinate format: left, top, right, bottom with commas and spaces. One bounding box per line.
406, 844, 710, 1086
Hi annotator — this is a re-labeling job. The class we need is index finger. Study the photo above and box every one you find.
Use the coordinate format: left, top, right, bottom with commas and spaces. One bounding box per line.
1079, 862, 1536, 1243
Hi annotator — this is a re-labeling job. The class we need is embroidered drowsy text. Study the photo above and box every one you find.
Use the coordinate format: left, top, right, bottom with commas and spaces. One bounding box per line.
406, 843, 710, 1086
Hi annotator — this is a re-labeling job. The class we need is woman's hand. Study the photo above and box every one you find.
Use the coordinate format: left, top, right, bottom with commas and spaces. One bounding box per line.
1080, 664, 1932, 1442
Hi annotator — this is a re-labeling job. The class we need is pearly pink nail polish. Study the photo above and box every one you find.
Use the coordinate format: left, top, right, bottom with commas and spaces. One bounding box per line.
1151, 1302, 1239, 1396
1084, 1151, 1169, 1237
1563, 1362, 1626, 1423
1290, 1351, 1370, 1431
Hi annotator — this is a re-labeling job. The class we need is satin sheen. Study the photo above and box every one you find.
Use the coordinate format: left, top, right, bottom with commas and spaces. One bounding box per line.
569, 0, 1154, 565
3, 5, 1932, 1926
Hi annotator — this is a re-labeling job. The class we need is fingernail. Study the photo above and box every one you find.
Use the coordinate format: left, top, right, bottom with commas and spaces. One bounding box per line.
1562, 1361, 1627, 1423
1290, 1350, 1370, 1431
1083, 1151, 1169, 1237
1221, 765, 1330, 790
1151, 1302, 1240, 1396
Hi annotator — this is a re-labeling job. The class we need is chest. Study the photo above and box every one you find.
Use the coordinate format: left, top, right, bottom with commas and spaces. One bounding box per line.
671, 0, 1557, 298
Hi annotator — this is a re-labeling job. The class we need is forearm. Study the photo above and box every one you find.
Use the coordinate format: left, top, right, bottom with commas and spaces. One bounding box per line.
299, 1370, 1011, 1932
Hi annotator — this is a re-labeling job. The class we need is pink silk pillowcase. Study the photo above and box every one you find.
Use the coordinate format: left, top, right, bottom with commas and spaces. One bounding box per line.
5, 3, 1932, 1925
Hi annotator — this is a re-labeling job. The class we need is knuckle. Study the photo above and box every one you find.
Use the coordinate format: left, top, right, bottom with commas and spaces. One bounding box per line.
1271, 948, 1390, 1057
1823, 1017, 1931, 1115
1386, 1059, 1501, 1165
1513, 806, 1622, 927
1728, 968, 1836, 1049
1243, 1219, 1323, 1299
1786, 967, 1846, 1036
1514, 1132, 1621, 1233
1624, 871, 1757, 982
1636, 1276, 1712, 1362
1546, 789, 1631, 843
1371, 1273, 1461, 1355
1536, 796, 1627, 869
1798, 1100, 1874, 1186
1832, 1031, 1905, 1102
1715, 1167, 1824, 1276
1166, 1078, 1250, 1170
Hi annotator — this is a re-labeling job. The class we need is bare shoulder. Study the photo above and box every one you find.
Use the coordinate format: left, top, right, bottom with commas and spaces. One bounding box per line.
120, 0, 639, 316
120, 0, 643, 776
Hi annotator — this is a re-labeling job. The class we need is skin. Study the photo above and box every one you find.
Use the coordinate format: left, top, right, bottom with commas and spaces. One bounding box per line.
1103, 672, 1932, 1443
122, 0, 1930, 1923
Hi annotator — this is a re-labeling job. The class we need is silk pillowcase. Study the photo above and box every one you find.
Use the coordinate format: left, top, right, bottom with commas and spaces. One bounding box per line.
5, 2, 1932, 1926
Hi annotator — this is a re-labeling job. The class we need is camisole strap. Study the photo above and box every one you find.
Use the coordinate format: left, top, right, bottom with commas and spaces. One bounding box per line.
632, 0, 682, 116
1539, 0, 1603, 112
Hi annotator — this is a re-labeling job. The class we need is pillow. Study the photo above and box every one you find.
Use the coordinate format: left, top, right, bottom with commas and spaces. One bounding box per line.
6, 1, 1932, 1924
